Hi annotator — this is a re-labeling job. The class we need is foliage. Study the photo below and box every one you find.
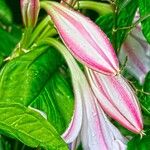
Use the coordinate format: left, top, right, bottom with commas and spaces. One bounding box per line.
0, 0, 150, 149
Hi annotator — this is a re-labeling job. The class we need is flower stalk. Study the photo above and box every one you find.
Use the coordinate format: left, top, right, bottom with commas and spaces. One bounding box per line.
74, 1, 113, 15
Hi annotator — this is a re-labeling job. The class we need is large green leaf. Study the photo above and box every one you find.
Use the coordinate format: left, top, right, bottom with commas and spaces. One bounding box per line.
96, 0, 137, 51
0, 26, 21, 67
31, 72, 74, 134
0, 102, 68, 150
127, 131, 150, 150
0, 27, 21, 55
0, 46, 63, 106
138, 0, 150, 43
0, 46, 69, 149
143, 72, 150, 93
116, 0, 137, 49
138, 72, 150, 114
117, 0, 132, 12
127, 72, 150, 115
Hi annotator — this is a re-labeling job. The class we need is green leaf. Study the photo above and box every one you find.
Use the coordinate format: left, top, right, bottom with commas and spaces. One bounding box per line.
143, 72, 150, 93
0, 102, 68, 150
127, 132, 150, 150
0, 0, 12, 24
0, 26, 21, 67
0, 27, 21, 55
123, 74, 150, 116
0, 46, 63, 106
138, 0, 150, 43
115, 1, 137, 48
49, 72, 74, 129
31, 71, 74, 134
117, 0, 132, 12
0, 46, 69, 149
138, 72, 150, 115
138, 94, 150, 115
96, 0, 137, 50
96, 14, 113, 43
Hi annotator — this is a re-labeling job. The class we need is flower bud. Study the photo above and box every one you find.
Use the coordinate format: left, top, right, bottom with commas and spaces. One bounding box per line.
20, 0, 40, 27
42, 2, 119, 75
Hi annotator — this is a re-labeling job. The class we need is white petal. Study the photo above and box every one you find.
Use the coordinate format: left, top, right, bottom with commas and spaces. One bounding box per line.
119, 27, 150, 84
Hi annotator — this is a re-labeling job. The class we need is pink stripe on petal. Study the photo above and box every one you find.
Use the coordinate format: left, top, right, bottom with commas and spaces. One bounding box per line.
81, 85, 108, 150
92, 73, 141, 132
95, 101, 127, 150
108, 75, 142, 128
87, 69, 141, 133
43, 2, 119, 75
99, 74, 143, 132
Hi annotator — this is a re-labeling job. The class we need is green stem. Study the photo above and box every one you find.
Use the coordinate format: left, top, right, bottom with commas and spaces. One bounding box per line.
42, 38, 71, 62
112, 0, 118, 52
27, 16, 51, 48
75, 1, 113, 15
141, 105, 150, 115
38, 38, 81, 74
119, 56, 128, 73
115, 13, 150, 53
36, 28, 57, 44
116, 13, 150, 32
128, 13, 150, 33
35, 25, 52, 42
20, 27, 33, 48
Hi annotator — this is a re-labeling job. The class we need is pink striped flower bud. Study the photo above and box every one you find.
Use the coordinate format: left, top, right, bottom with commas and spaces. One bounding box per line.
20, 0, 40, 27
86, 68, 143, 134
41, 1, 119, 75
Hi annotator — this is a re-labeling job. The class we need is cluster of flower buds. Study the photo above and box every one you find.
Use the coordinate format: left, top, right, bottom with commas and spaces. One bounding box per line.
42, 0, 143, 132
